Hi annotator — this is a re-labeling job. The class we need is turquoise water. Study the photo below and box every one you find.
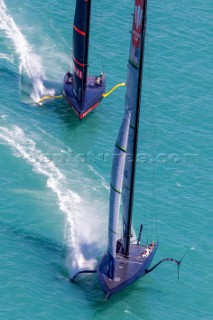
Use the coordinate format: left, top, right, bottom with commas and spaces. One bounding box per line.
0, 0, 212, 319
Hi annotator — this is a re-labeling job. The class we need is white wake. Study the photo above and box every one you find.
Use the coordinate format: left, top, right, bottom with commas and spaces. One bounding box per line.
0, 0, 55, 102
0, 53, 13, 62
0, 124, 105, 275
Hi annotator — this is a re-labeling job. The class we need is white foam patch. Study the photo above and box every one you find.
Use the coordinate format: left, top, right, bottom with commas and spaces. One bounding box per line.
0, 0, 55, 102
1, 114, 8, 121
0, 125, 104, 275
124, 310, 130, 314
0, 52, 13, 62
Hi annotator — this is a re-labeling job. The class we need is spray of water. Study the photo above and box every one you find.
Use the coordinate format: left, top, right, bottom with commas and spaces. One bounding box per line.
0, 124, 107, 276
0, 0, 55, 102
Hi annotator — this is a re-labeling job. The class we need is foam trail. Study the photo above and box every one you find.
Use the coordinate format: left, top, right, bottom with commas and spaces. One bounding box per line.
36, 125, 110, 193
0, 124, 99, 275
0, 0, 55, 101
0, 53, 13, 62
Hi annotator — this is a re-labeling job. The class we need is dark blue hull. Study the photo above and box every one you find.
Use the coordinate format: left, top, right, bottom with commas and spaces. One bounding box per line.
63, 72, 106, 119
97, 242, 158, 299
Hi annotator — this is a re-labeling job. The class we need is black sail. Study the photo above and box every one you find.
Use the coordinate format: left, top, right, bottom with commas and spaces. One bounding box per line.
72, 0, 91, 102
122, 0, 147, 256
64, 0, 106, 119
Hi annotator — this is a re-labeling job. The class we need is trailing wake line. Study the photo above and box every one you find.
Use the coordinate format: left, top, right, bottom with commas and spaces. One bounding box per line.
0, 0, 55, 102
0, 124, 108, 277
0, 125, 87, 275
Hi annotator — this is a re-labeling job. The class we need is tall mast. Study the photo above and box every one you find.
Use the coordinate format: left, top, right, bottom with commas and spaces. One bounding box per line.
83, 0, 91, 86
122, 0, 147, 256
72, 0, 92, 102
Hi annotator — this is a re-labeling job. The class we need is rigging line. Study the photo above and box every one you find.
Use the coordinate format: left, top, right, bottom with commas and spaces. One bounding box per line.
100, 0, 105, 74
146, 29, 158, 240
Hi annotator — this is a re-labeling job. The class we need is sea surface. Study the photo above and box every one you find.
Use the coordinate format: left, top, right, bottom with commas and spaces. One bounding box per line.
0, 0, 212, 319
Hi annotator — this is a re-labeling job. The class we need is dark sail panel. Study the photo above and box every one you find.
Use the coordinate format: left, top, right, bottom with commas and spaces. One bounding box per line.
64, 0, 106, 118
97, 0, 158, 298
72, 0, 91, 102
122, 0, 146, 256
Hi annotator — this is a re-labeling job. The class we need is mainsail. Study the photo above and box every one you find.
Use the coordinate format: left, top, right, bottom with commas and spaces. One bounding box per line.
72, 0, 91, 102
122, 0, 147, 256
107, 0, 147, 275
107, 110, 131, 278
64, 0, 106, 119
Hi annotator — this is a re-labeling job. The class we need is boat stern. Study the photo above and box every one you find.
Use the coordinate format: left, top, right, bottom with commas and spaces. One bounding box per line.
63, 72, 106, 119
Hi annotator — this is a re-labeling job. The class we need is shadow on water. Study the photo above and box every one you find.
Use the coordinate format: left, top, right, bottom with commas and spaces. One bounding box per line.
70, 272, 104, 301
92, 282, 166, 317
0, 219, 62, 255
53, 100, 107, 134
69, 270, 163, 309
0, 221, 162, 305
51, 99, 82, 129
0, 220, 99, 295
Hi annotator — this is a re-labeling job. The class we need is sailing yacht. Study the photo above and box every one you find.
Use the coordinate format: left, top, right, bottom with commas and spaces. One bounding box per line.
71, 0, 183, 298
97, 0, 158, 298
64, 0, 106, 119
